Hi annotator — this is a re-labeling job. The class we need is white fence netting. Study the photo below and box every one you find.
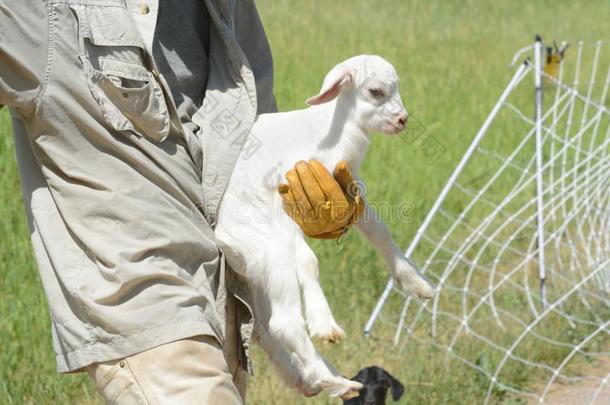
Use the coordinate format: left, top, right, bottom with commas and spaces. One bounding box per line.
366, 39, 610, 403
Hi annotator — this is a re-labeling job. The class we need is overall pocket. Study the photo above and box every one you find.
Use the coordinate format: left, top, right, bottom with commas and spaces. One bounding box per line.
71, 3, 170, 142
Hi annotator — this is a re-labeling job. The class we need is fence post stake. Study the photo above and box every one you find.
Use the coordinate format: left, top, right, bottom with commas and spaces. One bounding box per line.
534, 35, 548, 308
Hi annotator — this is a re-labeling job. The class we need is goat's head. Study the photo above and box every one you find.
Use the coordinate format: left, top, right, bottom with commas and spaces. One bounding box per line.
306, 55, 408, 135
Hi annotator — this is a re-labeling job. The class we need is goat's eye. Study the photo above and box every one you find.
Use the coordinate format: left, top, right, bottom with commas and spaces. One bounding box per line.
368, 88, 384, 98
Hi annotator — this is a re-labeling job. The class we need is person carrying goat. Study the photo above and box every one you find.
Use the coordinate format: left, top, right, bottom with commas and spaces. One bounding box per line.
0, 0, 362, 403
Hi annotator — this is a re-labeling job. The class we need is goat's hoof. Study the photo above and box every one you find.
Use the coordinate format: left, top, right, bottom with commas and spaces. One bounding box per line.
319, 378, 363, 399
340, 387, 362, 400
311, 325, 345, 344
397, 273, 436, 299
411, 281, 435, 299
308, 317, 346, 344
319, 329, 345, 344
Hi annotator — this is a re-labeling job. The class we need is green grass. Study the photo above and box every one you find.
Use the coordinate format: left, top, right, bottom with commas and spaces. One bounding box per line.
1, 0, 609, 403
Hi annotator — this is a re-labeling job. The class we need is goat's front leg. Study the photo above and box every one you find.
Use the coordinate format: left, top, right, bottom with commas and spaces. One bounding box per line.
295, 237, 345, 343
355, 203, 435, 298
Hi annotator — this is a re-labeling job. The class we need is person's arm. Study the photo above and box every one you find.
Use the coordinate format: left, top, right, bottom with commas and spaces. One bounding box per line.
0, 1, 48, 113
231, 0, 277, 114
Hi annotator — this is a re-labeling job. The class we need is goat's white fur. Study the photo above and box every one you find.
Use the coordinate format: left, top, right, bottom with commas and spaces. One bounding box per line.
215, 55, 434, 398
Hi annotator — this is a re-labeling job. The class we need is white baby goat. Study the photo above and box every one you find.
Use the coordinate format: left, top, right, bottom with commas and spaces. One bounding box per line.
215, 55, 435, 399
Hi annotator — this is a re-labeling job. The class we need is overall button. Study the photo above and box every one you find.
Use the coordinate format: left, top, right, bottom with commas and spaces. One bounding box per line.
139, 3, 150, 15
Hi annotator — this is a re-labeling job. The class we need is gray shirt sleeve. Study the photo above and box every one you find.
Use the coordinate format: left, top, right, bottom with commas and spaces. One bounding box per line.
0, 0, 48, 111
232, 0, 277, 114
152, 0, 211, 123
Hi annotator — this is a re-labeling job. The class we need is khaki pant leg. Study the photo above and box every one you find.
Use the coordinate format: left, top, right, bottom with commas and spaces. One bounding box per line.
87, 336, 243, 405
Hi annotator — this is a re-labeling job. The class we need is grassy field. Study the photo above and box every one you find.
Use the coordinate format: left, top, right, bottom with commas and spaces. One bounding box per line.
1, 1, 609, 404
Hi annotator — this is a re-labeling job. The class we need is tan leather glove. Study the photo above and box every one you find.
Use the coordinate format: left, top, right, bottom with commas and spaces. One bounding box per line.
278, 160, 364, 239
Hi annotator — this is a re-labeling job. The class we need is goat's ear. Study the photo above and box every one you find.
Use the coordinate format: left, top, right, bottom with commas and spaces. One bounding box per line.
385, 371, 405, 401
306, 65, 353, 105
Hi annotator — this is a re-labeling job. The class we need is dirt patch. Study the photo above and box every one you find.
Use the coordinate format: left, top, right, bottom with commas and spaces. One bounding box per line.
529, 357, 610, 404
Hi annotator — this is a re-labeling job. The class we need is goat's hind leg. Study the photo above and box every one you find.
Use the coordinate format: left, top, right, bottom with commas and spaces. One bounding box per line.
295, 238, 345, 343
252, 238, 361, 399
252, 320, 312, 395
216, 225, 310, 394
